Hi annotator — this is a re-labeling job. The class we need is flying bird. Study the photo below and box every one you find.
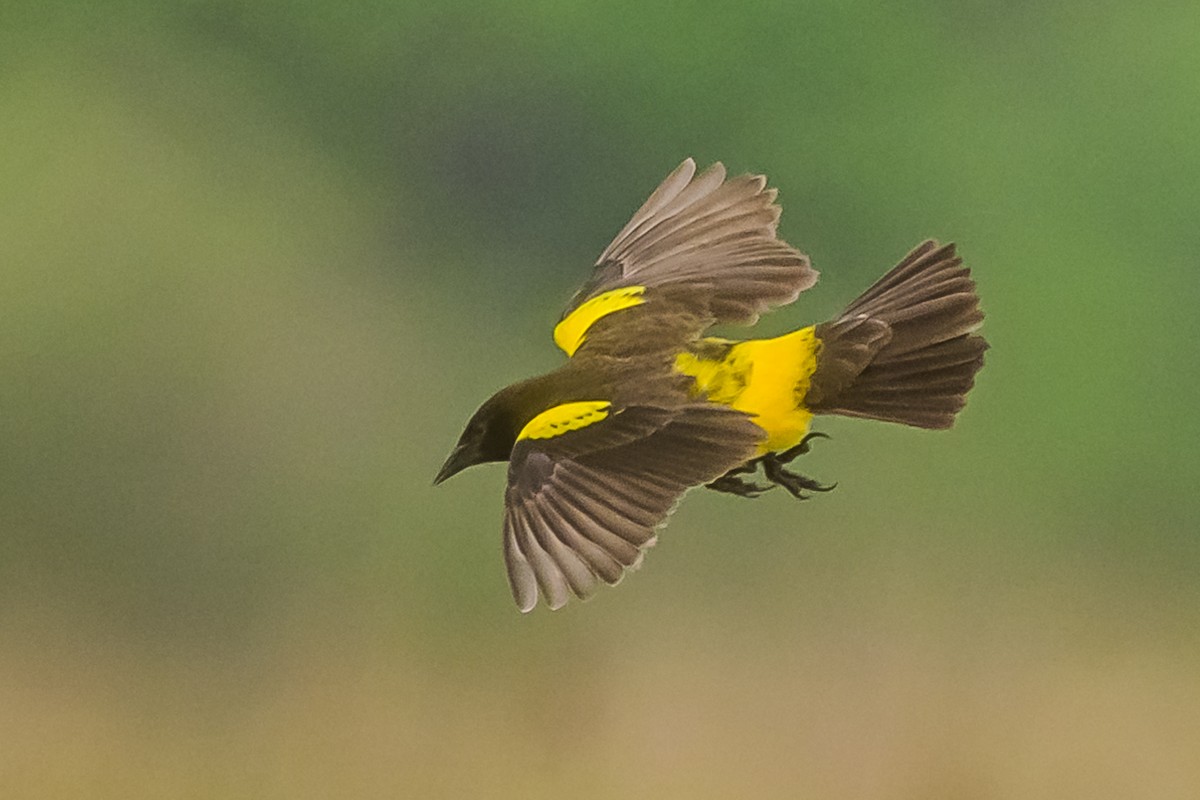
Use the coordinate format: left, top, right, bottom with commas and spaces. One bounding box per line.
435, 159, 987, 612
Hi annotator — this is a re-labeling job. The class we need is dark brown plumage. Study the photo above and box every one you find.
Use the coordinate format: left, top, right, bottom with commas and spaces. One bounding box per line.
808, 241, 988, 428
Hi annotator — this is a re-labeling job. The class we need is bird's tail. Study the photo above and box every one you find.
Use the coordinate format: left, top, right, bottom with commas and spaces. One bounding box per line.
804, 240, 988, 429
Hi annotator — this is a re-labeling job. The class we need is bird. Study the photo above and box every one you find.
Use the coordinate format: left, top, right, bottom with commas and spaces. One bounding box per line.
434, 158, 987, 612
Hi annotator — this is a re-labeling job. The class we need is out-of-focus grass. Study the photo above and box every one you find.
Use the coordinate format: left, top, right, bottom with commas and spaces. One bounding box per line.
2, 2, 1199, 798
5, 594, 1200, 799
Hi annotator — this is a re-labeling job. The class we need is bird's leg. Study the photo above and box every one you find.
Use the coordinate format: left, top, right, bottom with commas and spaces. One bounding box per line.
705, 459, 773, 499
761, 433, 836, 500
775, 431, 830, 465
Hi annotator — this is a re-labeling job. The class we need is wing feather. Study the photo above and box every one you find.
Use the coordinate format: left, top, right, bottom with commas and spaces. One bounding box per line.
502, 509, 538, 613
514, 505, 571, 611
558, 159, 818, 356
502, 404, 763, 611
525, 500, 598, 599
599, 159, 700, 255
538, 489, 632, 580
548, 472, 658, 547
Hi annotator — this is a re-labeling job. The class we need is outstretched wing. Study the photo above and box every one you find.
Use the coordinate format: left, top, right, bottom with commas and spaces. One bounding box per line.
503, 403, 763, 612
553, 159, 818, 357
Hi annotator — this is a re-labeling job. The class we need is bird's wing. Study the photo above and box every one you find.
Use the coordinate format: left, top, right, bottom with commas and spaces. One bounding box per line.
552, 158, 818, 358
503, 402, 763, 612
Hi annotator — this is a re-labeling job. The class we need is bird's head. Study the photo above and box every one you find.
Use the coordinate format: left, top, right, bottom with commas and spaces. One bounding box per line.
434, 392, 522, 485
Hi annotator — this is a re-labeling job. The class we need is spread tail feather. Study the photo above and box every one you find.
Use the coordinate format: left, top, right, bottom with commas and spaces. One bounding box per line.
805, 240, 988, 429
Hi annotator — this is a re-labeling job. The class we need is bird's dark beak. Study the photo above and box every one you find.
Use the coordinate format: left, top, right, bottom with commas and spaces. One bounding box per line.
433, 443, 474, 486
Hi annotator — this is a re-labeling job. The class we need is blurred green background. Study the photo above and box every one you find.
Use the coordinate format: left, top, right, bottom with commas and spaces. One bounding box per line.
3, 2, 1199, 798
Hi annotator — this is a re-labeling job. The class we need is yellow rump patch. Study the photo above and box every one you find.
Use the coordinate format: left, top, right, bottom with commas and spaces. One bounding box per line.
517, 401, 612, 441
674, 339, 746, 405
675, 327, 822, 454
553, 287, 646, 356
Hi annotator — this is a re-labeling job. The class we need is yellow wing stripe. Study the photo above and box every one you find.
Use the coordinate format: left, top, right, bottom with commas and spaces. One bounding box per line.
553, 287, 647, 356
517, 401, 612, 441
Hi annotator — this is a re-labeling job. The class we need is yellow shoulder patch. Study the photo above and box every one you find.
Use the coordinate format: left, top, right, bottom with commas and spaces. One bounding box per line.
554, 287, 646, 356
517, 401, 612, 441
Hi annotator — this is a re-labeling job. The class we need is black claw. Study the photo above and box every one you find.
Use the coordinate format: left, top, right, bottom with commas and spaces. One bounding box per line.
777, 431, 830, 464
761, 453, 836, 500
723, 461, 759, 477
707, 441, 834, 500
705, 474, 774, 498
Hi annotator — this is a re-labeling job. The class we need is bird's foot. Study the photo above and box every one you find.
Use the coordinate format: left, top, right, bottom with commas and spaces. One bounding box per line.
705, 462, 773, 498
761, 452, 836, 500
776, 431, 830, 465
